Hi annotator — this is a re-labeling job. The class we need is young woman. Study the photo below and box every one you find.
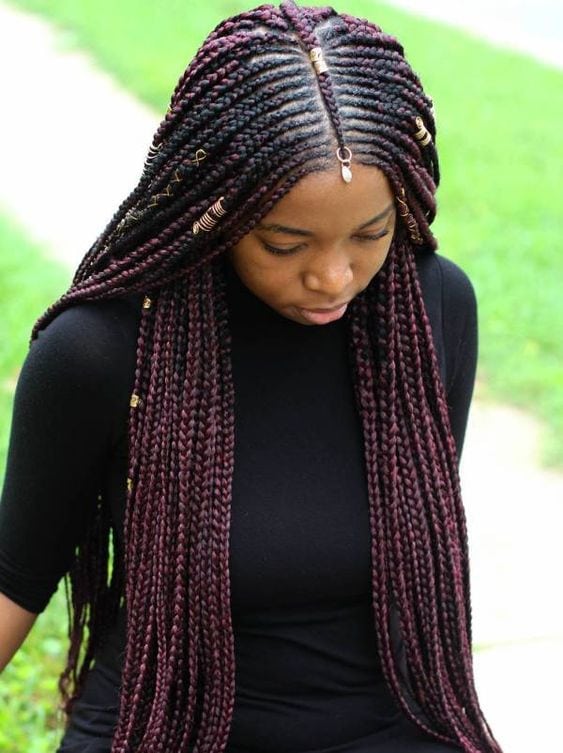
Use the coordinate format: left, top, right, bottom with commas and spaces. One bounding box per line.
0, 2, 504, 751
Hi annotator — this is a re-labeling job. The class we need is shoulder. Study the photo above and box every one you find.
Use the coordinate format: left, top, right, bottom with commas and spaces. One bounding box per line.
33, 291, 141, 353
414, 251, 478, 391
19, 294, 143, 427
31, 293, 142, 361
415, 250, 477, 319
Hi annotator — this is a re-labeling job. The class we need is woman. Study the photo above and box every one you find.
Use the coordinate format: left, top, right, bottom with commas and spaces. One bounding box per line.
0, 1, 503, 751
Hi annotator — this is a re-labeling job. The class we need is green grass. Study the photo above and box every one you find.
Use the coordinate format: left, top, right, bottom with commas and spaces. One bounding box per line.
9, 0, 563, 468
0, 585, 68, 752
0, 213, 70, 750
0, 213, 70, 476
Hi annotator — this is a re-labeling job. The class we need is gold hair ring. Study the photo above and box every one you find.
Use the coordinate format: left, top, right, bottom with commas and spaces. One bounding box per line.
336, 146, 353, 183
414, 116, 432, 147
192, 196, 227, 234
309, 47, 328, 75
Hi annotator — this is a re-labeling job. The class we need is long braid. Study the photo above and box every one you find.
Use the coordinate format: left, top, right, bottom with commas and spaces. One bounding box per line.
31, 3, 502, 751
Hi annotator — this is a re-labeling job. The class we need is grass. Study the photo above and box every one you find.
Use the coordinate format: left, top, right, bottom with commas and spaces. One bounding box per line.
0, 214, 70, 476
0, 212, 71, 750
8, 0, 563, 468
0, 585, 68, 752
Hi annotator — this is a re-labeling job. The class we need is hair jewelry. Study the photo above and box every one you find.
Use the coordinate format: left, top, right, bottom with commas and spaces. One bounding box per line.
147, 169, 183, 208
190, 148, 208, 166
192, 196, 227, 234
309, 47, 328, 75
115, 208, 143, 238
414, 116, 432, 147
336, 146, 353, 183
397, 186, 423, 244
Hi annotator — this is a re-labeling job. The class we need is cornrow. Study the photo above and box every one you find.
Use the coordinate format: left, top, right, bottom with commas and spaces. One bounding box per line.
30, 2, 502, 751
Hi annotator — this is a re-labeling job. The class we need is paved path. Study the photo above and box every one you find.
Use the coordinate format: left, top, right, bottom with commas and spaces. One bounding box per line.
1, 3, 561, 751
0, 3, 157, 266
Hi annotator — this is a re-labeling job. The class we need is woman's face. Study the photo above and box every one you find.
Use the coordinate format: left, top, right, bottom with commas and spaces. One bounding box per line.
226, 163, 397, 325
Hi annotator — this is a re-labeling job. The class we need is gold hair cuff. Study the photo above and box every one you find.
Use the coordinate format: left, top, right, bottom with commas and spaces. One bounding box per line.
309, 47, 328, 75
192, 196, 227, 234
414, 116, 432, 147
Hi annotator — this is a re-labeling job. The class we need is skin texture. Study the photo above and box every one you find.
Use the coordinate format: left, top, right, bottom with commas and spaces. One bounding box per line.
0, 592, 37, 673
227, 164, 396, 325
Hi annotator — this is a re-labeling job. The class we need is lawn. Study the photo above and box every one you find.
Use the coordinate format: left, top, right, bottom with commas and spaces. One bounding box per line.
8, 0, 563, 467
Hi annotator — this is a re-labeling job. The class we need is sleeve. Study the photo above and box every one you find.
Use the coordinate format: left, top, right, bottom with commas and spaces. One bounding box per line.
0, 303, 128, 614
436, 254, 479, 462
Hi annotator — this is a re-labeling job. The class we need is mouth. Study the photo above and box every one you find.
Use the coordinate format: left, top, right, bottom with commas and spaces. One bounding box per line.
297, 302, 349, 324
301, 302, 350, 313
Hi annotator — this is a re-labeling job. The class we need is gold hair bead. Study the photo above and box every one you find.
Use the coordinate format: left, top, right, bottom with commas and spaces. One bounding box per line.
127, 477, 133, 493
309, 47, 328, 75
414, 116, 432, 147
130, 393, 140, 408
142, 296, 152, 310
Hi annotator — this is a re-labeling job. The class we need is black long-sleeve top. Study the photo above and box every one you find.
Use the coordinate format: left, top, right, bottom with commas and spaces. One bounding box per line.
0, 251, 476, 752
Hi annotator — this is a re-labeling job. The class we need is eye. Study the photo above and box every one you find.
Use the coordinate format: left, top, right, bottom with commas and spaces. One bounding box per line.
353, 230, 390, 242
260, 230, 391, 257
260, 241, 304, 256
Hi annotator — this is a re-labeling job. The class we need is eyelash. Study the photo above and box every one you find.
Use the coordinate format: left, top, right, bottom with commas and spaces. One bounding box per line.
261, 231, 390, 256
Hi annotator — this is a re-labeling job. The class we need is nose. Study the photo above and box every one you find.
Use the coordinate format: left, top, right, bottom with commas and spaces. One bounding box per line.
303, 254, 354, 300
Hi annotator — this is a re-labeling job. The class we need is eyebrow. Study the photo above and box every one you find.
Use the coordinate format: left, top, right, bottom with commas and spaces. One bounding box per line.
255, 202, 395, 237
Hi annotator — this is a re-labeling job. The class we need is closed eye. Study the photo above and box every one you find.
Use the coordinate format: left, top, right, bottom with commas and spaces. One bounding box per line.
260, 230, 391, 256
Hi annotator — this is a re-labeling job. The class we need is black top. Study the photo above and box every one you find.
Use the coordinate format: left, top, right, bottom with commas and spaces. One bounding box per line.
0, 251, 476, 753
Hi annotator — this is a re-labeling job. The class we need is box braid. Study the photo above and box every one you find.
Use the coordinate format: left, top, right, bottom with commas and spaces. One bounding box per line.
28, 2, 502, 752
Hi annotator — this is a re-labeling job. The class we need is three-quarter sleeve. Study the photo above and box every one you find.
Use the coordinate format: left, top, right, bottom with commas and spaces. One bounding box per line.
0, 301, 132, 613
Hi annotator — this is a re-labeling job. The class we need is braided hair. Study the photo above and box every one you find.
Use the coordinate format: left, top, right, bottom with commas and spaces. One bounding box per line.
31, 2, 502, 751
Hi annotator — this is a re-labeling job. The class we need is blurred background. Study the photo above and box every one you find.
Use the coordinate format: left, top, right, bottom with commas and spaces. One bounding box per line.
0, 0, 561, 750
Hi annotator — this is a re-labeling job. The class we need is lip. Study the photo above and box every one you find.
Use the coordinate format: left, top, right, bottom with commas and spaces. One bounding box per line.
303, 302, 349, 313
298, 302, 349, 324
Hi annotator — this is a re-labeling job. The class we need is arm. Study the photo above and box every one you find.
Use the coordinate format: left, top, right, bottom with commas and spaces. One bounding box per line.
0, 592, 37, 673
0, 299, 134, 669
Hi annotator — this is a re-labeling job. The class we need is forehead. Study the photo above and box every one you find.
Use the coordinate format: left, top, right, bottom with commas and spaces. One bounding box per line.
260, 164, 394, 230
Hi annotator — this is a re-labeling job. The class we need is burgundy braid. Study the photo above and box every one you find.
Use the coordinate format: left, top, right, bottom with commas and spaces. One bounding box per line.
30, 2, 502, 751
